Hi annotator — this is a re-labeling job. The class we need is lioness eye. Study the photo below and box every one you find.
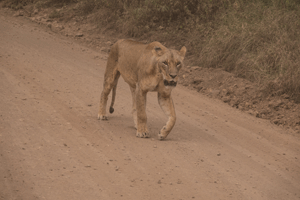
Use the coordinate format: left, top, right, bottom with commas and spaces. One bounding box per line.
176, 62, 181, 67
163, 61, 168, 66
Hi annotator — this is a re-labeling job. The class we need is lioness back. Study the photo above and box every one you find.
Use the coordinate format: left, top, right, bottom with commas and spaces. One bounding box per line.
113, 40, 146, 85
111, 39, 168, 87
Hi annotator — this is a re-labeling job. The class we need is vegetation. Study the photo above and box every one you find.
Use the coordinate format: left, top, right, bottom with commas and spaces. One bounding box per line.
2, 0, 300, 102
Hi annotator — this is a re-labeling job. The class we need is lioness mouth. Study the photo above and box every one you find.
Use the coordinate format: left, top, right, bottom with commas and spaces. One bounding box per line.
164, 80, 177, 86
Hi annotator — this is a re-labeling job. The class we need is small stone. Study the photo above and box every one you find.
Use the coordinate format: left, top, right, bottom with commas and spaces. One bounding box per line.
281, 94, 290, 99
209, 89, 220, 97
33, 9, 39, 15
191, 66, 201, 70
13, 11, 24, 17
193, 77, 203, 84
222, 96, 231, 103
75, 33, 84, 37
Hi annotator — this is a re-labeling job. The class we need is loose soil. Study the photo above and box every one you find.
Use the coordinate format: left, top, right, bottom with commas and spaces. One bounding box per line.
1, 7, 300, 200
10, 5, 300, 133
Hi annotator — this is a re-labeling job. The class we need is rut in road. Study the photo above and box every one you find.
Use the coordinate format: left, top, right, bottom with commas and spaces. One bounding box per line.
0, 11, 300, 200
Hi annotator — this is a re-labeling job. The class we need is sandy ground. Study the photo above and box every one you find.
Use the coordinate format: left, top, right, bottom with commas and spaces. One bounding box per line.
1, 11, 300, 200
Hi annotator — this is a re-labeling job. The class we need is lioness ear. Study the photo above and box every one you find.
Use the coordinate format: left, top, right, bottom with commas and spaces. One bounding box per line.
179, 46, 187, 60
152, 46, 164, 57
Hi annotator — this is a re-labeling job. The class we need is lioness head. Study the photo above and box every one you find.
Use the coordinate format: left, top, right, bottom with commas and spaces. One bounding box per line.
153, 45, 187, 87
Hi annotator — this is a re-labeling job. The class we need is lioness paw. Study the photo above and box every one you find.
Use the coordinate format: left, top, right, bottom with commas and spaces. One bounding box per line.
98, 114, 108, 120
158, 132, 166, 140
158, 127, 168, 140
136, 131, 150, 138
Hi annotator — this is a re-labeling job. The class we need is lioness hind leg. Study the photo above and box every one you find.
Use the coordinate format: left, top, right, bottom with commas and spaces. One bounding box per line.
98, 69, 120, 120
98, 83, 111, 120
157, 93, 176, 140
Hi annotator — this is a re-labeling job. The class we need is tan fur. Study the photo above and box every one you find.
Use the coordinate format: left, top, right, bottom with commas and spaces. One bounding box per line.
98, 39, 186, 140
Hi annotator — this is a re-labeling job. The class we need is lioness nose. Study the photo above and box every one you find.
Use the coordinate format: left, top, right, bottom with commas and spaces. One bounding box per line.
169, 74, 177, 79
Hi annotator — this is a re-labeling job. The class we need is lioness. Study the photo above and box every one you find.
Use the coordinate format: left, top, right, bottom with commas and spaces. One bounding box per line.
98, 39, 186, 140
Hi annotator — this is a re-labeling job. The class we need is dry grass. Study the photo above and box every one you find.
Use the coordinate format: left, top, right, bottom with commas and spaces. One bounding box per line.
194, 2, 300, 102
1, 0, 76, 9
1, 0, 34, 9
2, 0, 300, 102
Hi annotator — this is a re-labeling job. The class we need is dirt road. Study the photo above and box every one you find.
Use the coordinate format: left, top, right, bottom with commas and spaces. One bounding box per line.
1, 11, 299, 200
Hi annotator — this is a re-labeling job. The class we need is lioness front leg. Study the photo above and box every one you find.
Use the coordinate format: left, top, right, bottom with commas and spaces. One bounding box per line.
136, 88, 149, 138
157, 93, 176, 140
130, 86, 138, 129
